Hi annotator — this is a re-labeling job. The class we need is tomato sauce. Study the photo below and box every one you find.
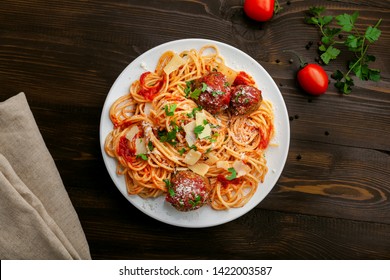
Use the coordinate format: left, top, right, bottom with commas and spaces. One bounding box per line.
139, 71, 163, 101
259, 124, 273, 150
233, 71, 256, 86
217, 174, 241, 188
117, 136, 135, 162
114, 120, 133, 130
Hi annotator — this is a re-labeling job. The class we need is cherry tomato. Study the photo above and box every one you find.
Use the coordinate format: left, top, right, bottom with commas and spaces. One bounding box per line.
244, 0, 275, 22
297, 64, 329, 95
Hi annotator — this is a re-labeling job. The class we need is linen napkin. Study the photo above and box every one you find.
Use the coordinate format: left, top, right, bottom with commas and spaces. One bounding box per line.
0, 92, 91, 259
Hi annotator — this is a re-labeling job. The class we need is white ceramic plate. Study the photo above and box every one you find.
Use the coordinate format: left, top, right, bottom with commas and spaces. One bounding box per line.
100, 38, 290, 228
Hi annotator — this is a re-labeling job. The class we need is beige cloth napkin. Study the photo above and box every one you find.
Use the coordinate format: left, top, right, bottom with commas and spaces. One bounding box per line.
0, 93, 91, 259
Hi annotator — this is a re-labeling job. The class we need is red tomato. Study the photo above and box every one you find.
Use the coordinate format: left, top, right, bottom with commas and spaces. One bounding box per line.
297, 64, 329, 95
244, 0, 275, 22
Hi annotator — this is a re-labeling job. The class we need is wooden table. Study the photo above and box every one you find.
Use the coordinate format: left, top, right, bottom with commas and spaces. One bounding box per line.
1, 0, 389, 259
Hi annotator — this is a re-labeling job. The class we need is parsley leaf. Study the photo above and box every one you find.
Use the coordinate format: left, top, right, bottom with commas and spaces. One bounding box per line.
164, 104, 177, 116
345, 34, 361, 51
307, 6, 326, 18
336, 11, 359, 32
365, 26, 381, 43
226, 168, 237, 180
189, 144, 197, 151
178, 148, 186, 155
184, 81, 193, 98
333, 70, 354, 94
189, 195, 202, 207
158, 126, 178, 146
320, 46, 341, 64
186, 107, 202, 118
147, 140, 154, 152
186, 82, 207, 100
211, 90, 224, 97
194, 125, 204, 137
201, 82, 208, 92
190, 88, 201, 100
163, 179, 175, 197
136, 154, 148, 160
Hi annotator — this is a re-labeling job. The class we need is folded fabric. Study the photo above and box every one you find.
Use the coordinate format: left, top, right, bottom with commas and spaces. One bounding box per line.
0, 93, 91, 259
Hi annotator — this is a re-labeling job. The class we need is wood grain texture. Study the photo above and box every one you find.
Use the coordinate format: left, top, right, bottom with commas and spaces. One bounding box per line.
1, 0, 389, 259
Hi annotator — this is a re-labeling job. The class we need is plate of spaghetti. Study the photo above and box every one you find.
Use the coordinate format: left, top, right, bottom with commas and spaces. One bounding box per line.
100, 38, 289, 227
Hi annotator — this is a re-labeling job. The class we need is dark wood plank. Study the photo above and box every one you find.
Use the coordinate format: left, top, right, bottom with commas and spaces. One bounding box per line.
80, 205, 390, 260
262, 140, 390, 224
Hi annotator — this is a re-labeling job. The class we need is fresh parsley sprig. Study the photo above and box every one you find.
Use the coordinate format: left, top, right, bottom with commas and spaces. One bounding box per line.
305, 6, 382, 94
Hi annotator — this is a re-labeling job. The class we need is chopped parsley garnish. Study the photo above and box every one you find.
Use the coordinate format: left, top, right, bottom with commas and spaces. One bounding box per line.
189, 144, 197, 151
190, 88, 201, 100
235, 91, 243, 102
147, 140, 154, 151
212, 90, 224, 97
136, 154, 148, 161
186, 107, 202, 118
201, 82, 207, 92
158, 127, 178, 146
163, 179, 175, 197
226, 168, 237, 180
164, 103, 177, 116
185, 82, 207, 100
189, 195, 202, 207
194, 125, 205, 137
184, 81, 192, 98
178, 148, 186, 155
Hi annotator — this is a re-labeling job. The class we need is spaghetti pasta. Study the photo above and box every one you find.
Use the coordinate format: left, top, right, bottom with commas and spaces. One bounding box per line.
104, 45, 275, 210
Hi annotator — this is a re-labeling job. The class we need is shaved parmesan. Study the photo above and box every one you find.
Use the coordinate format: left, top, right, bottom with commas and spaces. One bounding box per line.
195, 110, 207, 126
188, 163, 210, 177
163, 53, 186, 75
184, 149, 202, 165
135, 138, 147, 155
126, 126, 139, 141
184, 120, 196, 146
144, 102, 152, 116
233, 160, 251, 177
217, 63, 238, 85
205, 152, 219, 165
198, 124, 211, 139
195, 110, 211, 139
216, 161, 230, 170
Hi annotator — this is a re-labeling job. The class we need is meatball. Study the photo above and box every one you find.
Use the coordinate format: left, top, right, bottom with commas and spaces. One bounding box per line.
192, 72, 231, 114
165, 171, 209, 211
229, 85, 262, 116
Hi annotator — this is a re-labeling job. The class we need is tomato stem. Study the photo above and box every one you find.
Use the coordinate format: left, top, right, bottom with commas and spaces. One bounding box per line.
274, 0, 282, 14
